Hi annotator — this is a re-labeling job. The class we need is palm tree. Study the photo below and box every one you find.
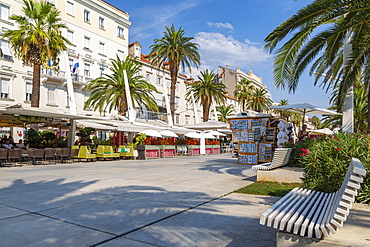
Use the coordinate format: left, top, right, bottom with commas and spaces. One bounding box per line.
264, 0, 370, 131
149, 24, 200, 123
273, 99, 291, 120
216, 105, 235, 123
248, 88, 273, 113
311, 116, 322, 130
2, 0, 70, 107
323, 81, 368, 132
85, 56, 158, 116
186, 69, 226, 122
234, 78, 255, 112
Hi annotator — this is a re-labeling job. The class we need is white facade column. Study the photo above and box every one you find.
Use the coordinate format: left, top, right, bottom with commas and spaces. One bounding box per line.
342, 31, 354, 133
64, 51, 77, 115
163, 82, 173, 126
123, 70, 135, 122
67, 119, 76, 147
200, 132, 206, 155
191, 91, 200, 123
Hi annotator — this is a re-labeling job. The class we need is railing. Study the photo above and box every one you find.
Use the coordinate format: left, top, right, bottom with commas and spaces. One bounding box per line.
136, 110, 168, 121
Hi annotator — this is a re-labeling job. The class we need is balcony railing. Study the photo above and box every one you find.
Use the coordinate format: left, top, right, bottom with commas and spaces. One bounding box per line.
136, 110, 168, 122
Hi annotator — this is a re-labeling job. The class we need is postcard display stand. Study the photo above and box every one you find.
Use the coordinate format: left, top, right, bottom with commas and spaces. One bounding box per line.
230, 117, 278, 165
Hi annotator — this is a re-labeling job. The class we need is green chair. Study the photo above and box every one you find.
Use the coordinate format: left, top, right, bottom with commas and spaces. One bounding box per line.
105, 146, 120, 159
119, 145, 134, 159
77, 146, 96, 161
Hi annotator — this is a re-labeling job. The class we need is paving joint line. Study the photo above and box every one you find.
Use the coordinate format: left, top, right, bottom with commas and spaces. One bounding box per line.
91, 192, 230, 247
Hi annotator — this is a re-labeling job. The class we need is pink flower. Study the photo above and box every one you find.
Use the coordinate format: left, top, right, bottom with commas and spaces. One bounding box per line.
335, 148, 340, 151
360, 135, 363, 137
334, 136, 338, 140
301, 148, 308, 152
301, 153, 308, 156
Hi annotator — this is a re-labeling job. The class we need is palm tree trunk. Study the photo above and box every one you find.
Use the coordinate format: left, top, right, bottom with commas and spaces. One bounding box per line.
170, 66, 178, 124
203, 103, 210, 122
368, 85, 370, 133
31, 63, 41, 108
242, 99, 245, 112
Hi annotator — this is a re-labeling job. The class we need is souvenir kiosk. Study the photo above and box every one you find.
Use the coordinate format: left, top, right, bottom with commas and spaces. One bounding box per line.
228, 114, 279, 165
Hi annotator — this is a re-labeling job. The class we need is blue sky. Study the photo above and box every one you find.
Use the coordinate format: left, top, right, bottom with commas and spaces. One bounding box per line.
107, 0, 332, 108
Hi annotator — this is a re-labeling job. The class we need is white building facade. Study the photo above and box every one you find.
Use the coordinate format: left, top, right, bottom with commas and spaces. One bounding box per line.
0, 0, 131, 139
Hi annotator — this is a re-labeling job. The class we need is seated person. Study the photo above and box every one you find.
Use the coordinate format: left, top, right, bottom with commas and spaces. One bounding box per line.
15, 139, 25, 149
298, 125, 309, 141
3, 140, 14, 150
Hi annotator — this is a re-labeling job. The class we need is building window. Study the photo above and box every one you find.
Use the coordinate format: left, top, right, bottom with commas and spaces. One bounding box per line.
66, 1, 74, 16
99, 42, 105, 54
175, 114, 180, 125
185, 116, 189, 125
84, 36, 90, 49
99, 17, 105, 29
68, 58, 74, 71
117, 50, 124, 60
84, 63, 90, 77
25, 82, 32, 101
83, 9, 90, 23
0, 78, 9, 98
47, 0, 55, 5
0, 40, 13, 60
0, 4, 9, 21
175, 97, 180, 108
156, 76, 162, 85
117, 26, 124, 38
185, 100, 189, 110
146, 73, 151, 82
66, 30, 74, 43
47, 87, 55, 104
166, 80, 171, 88
176, 82, 179, 90
156, 93, 163, 107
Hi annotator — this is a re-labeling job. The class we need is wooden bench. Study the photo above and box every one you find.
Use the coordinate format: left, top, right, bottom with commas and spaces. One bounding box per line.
252, 148, 292, 170
259, 158, 366, 239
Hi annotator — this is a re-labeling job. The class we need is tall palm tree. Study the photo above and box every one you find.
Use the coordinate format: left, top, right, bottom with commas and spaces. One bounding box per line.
216, 105, 235, 123
3, 0, 70, 107
186, 69, 226, 122
234, 78, 255, 112
149, 24, 200, 123
264, 0, 370, 131
248, 88, 273, 113
85, 56, 158, 116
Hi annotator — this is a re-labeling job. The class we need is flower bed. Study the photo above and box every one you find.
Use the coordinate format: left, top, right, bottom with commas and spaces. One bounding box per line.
159, 145, 175, 158
187, 145, 200, 156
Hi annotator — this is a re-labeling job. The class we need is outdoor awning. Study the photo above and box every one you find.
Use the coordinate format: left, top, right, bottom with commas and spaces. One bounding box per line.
0, 104, 111, 127
185, 121, 229, 130
77, 120, 118, 131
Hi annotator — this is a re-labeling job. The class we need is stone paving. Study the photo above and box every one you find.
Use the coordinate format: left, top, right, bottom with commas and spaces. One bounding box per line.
0, 154, 279, 246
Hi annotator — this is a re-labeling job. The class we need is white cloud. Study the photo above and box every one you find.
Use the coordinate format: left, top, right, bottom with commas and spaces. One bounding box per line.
207, 22, 234, 30
194, 32, 271, 70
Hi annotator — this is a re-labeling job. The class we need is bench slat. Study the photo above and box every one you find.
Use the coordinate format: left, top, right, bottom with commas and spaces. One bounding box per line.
260, 158, 366, 239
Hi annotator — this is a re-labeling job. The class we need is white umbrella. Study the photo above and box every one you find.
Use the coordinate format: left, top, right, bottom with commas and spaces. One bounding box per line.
203, 132, 216, 139
265, 102, 340, 126
159, 130, 178, 138
139, 129, 162, 138
208, 130, 226, 137
185, 132, 202, 138
309, 128, 334, 135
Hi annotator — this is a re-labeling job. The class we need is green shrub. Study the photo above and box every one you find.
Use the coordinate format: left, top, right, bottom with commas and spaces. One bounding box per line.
283, 137, 322, 167
297, 132, 369, 204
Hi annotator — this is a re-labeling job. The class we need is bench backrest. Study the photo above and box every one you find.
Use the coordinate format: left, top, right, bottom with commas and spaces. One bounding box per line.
270, 148, 291, 168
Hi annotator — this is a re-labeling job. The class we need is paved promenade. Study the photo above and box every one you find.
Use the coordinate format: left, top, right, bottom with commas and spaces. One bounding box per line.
0, 154, 369, 246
